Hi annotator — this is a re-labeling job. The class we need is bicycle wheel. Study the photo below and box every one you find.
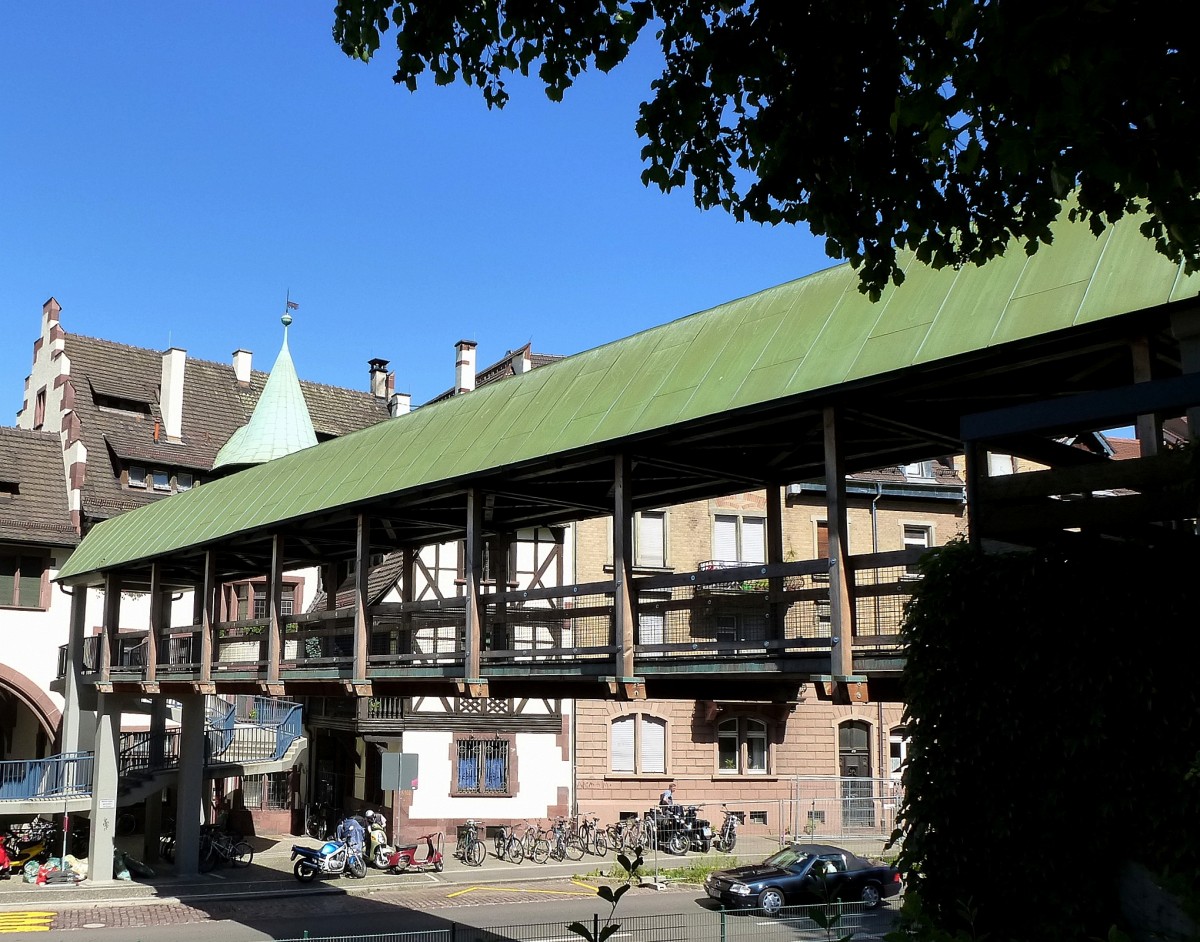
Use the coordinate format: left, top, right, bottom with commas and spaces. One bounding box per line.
593, 833, 609, 857
565, 836, 585, 861
466, 838, 486, 867
505, 837, 524, 864
304, 808, 323, 840
197, 835, 216, 873
531, 839, 550, 864
116, 812, 137, 836
230, 841, 254, 867
523, 829, 538, 856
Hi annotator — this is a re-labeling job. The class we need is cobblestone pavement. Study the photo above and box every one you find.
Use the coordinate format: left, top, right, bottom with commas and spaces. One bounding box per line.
46, 879, 699, 931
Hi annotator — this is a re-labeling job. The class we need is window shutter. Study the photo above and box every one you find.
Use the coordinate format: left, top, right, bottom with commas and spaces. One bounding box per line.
640, 716, 666, 774
741, 517, 766, 563
17, 557, 44, 607
713, 515, 737, 562
637, 512, 665, 567
611, 716, 635, 772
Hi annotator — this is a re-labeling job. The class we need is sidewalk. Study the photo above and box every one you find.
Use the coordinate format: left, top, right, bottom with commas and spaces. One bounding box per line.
0, 831, 647, 911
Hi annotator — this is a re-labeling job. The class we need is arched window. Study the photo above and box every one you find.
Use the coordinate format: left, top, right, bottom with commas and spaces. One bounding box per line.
610, 713, 667, 774
717, 717, 768, 774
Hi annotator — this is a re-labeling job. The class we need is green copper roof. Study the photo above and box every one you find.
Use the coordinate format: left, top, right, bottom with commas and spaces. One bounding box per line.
58, 212, 1199, 581
212, 325, 317, 470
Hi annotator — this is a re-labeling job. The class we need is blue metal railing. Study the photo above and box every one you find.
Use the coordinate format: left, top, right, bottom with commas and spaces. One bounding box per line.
0, 752, 93, 801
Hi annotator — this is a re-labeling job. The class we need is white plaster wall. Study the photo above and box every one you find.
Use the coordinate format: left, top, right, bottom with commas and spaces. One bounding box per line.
2, 549, 74, 713
402, 729, 570, 820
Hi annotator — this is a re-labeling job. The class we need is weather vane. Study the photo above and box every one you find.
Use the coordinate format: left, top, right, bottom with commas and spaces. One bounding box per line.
283, 290, 299, 327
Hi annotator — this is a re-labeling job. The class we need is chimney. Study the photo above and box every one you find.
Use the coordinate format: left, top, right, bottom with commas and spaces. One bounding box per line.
232, 349, 252, 385
455, 340, 477, 395
160, 347, 187, 442
369, 358, 390, 398
390, 391, 411, 417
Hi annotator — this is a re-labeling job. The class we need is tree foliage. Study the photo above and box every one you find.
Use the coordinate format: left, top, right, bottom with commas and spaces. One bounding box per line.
333, 1, 1200, 300
898, 538, 1200, 942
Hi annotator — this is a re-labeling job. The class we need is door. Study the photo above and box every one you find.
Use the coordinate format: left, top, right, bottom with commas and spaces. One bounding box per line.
838, 720, 874, 828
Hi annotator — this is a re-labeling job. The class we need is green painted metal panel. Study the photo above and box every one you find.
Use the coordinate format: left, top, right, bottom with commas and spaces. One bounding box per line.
57, 210, 1196, 583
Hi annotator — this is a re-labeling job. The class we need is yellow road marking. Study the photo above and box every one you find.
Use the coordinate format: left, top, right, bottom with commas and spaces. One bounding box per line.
0, 911, 56, 933
447, 885, 596, 898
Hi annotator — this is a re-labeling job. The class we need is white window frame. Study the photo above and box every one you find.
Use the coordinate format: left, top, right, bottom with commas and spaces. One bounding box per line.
634, 511, 667, 568
152, 469, 170, 491
128, 465, 146, 488
177, 472, 194, 491
712, 513, 766, 565
717, 716, 769, 774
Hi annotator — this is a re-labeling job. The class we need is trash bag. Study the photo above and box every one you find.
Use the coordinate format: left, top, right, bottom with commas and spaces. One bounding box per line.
113, 849, 131, 881
124, 854, 155, 878
22, 860, 40, 884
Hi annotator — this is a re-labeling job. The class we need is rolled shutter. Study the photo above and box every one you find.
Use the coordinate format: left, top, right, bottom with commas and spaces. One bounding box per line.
741, 517, 766, 563
611, 715, 635, 772
640, 716, 666, 774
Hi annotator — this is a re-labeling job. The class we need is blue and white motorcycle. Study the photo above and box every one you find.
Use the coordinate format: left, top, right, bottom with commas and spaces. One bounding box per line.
290, 837, 367, 882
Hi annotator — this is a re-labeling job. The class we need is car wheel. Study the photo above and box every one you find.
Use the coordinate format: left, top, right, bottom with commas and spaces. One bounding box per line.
860, 882, 882, 908
759, 887, 785, 916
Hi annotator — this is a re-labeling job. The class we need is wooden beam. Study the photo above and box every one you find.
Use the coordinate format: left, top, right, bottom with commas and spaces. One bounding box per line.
99, 572, 121, 683
267, 533, 284, 685
1131, 336, 1161, 457
353, 515, 371, 683
199, 551, 216, 684
823, 407, 853, 677
146, 563, 161, 684
613, 453, 636, 680
767, 484, 785, 640
463, 489, 484, 684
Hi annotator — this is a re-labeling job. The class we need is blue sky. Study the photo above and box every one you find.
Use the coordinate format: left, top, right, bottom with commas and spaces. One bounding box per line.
0, 2, 832, 419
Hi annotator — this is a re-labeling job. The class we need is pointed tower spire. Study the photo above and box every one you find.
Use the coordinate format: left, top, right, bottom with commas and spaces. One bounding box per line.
213, 309, 318, 473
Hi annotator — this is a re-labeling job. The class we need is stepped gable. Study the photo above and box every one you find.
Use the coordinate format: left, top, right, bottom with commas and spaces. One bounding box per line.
0, 426, 78, 545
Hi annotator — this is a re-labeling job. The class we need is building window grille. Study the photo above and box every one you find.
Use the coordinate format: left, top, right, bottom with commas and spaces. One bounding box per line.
456, 738, 510, 794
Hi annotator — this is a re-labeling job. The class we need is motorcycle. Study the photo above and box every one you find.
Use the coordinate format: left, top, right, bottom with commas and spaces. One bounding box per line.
290, 838, 367, 882
648, 805, 712, 855
365, 817, 396, 869
713, 804, 739, 853
385, 831, 445, 873
4, 817, 57, 874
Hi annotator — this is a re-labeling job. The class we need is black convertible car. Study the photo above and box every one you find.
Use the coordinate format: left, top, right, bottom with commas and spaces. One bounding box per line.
704, 843, 902, 915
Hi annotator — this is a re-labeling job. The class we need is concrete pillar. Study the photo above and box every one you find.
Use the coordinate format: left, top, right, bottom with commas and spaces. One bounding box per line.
86, 692, 122, 884
173, 694, 207, 877
142, 698, 167, 863
60, 587, 94, 754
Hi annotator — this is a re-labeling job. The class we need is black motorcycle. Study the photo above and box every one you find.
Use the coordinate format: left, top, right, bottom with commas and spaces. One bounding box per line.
713, 804, 739, 853
647, 805, 713, 855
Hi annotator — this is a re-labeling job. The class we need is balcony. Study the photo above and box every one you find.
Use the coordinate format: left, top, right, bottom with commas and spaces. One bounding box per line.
55, 550, 922, 693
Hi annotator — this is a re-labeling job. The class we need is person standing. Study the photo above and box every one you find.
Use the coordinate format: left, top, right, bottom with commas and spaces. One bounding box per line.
659, 781, 676, 806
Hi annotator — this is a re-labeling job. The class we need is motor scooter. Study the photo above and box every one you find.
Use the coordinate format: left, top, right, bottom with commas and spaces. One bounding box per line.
713, 804, 739, 853
4, 817, 56, 874
365, 818, 396, 869
386, 832, 444, 873
290, 838, 367, 882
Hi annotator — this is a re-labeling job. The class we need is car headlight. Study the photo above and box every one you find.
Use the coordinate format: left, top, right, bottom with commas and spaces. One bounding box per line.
730, 883, 752, 896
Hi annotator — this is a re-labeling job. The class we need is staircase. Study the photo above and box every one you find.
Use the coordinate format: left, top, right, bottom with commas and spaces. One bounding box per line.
0, 695, 304, 813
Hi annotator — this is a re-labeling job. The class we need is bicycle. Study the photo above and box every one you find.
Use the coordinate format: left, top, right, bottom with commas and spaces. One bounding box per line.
577, 813, 608, 857
492, 824, 525, 864
533, 816, 584, 864
304, 801, 336, 841
198, 825, 253, 872
454, 819, 486, 867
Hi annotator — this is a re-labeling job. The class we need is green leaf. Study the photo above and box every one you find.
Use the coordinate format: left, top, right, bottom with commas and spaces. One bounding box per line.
565, 921, 593, 942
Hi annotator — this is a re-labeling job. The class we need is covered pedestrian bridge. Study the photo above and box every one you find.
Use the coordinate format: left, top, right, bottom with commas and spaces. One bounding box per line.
55, 213, 1200, 708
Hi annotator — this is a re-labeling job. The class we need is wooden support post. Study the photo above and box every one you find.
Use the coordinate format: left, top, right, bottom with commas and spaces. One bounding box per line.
399, 545, 415, 655
353, 514, 371, 693
964, 442, 987, 548
823, 407, 853, 678
1131, 336, 1161, 457
462, 489, 486, 694
490, 532, 513, 651
323, 562, 339, 611
613, 453, 637, 680
99, 572, 121, 683
1170, 307, 1200, 440
266, 533, 284, 688
766, 483, 785, 639
146, 563, 162, 684
198, 550, 216, 685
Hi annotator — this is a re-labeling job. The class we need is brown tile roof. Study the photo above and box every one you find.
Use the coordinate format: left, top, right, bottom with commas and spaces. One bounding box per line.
0, 427, 78, 546
65, 335, 392, 523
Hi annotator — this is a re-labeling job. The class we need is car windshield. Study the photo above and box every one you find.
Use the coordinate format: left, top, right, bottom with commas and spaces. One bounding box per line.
762, 847, 813, 869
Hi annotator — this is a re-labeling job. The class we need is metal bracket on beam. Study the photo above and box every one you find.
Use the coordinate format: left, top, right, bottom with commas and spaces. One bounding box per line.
603, 677, 647, 700
95, 683, 113, 694
142, 683, 160, 695
456, 678, 489, 699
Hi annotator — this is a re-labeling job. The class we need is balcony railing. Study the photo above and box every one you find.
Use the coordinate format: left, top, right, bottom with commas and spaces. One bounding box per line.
0, 752, 93, 800
55, 551, 923, 686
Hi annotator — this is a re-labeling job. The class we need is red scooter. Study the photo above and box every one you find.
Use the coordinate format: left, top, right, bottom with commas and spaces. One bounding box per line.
386, 832, 444, 873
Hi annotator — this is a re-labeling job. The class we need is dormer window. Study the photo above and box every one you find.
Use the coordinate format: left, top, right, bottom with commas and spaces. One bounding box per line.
903, 460, 935, 481
128, 466, 147, 488
152, 470, 170, 491
177, 472, 194, 491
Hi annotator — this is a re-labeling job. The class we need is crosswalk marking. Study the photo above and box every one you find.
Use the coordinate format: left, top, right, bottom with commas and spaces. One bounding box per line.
0, 911, 56, 933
